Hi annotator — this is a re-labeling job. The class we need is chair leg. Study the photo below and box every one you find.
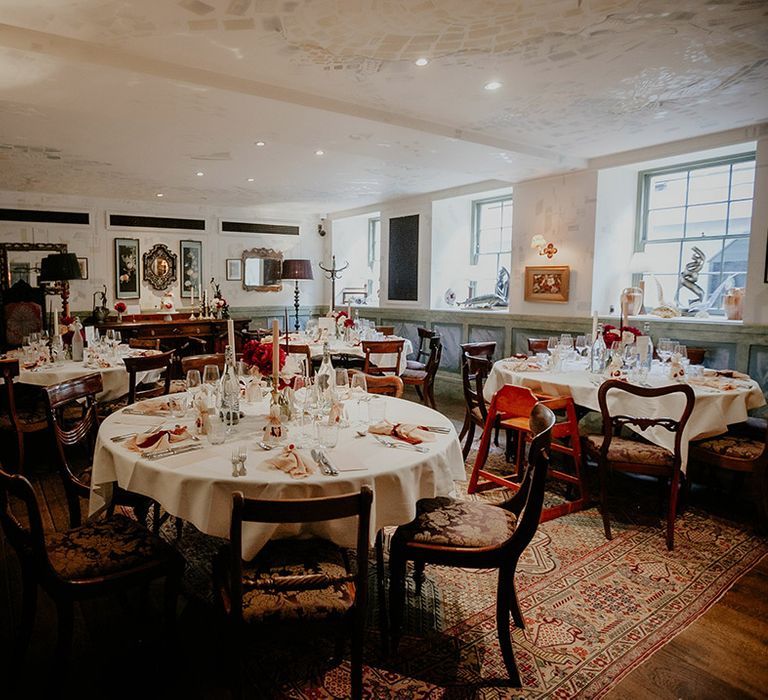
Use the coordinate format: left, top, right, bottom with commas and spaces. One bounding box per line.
388, 548, 407, 653
412, 559, 425, 595
461, 422, 476, 461
375, 530, 388, 654
427, 382, 437, 410
55, 599, 74, 672
496, 572, 522, 687
17, 565, 37, 663
458, 411, 471, 442
414, 385, 424, 403
599, 460, 613, 541
16, 430, 25, 473
667, 470, 680, 550
509, 578, 525, 631
350, 629, 364, 700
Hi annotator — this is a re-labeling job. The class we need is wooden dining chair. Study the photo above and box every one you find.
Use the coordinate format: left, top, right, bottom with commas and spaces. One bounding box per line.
457, 352, 493, 459
406, 327, 438, 371
180, 352, 226, 376
0, 358, 49, 473
361, 339, 404, 376
388, 404, 555, 686
348, 371, 404, 398
689, 417, 767, 533
0, 465, 184, 670
467, 384, 587, 520
213, 486, 373, 700
287, 343, 314, 377
401, 336, 442, 409
584, 379, 695, 550
123, 349, 175, 405
375, 325, 394, 336
127, 337, 160, 350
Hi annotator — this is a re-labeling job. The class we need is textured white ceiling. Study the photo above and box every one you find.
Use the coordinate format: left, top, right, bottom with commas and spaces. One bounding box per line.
0, 0, 766, 215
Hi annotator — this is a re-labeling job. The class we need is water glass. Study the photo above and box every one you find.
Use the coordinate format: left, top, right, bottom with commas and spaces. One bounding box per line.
203, 364, 220, 385
170, 394, 188, 418
335, 369, 349, 397
207, 416, 227, 445
316, 421, 339, 449
186, 369, 201, 396
367, 395, 387, 424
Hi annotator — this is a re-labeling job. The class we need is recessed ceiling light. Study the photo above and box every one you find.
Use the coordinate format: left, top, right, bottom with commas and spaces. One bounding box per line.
255, 141, 265, 147
415, 57, 429, 66
247, 177, 255, 182
196, 171, 204, 177
156, 193, 164, 197
484, 81, 502, 91
315, 149, 325, 156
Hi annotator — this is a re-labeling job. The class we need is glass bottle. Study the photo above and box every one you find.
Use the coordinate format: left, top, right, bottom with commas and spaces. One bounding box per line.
219, 345, 240, 428
641, 321, 654, 372
315, 342, 336, 408
590, 323, 607, 374
71, 317, 84, 362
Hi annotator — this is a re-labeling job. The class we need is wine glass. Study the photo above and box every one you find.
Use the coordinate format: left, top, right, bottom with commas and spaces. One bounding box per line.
547, 336, 559, 355
335, 369, 349, 398
350, 372, 368, 396
203, 364, 220, 384
657, 338, 674, 364
186, 369, 201, 399
575, 335, 587, 357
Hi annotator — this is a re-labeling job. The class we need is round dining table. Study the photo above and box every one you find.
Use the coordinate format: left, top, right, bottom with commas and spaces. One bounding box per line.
283, 334, 413, 375
90, 392, 464, 558
483, 357, 766, 470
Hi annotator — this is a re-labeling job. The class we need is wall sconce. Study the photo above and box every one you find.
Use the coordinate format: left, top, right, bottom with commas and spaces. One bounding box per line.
531, 234, 558, 259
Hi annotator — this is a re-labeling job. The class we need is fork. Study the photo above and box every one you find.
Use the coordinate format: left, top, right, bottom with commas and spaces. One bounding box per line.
374, 436, 429, 453
230, 448, 240, 477
237, 446, 247, 476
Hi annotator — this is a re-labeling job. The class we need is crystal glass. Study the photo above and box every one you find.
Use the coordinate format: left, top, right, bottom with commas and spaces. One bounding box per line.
203, 364, 220, 384
575, 335, 587, 356
335, 369, 349, 398
657, 338, 674, 363
316, 421, 339, 449
350, 372, 367, 396
547, 336, 559, 355
367, 395, 386, 424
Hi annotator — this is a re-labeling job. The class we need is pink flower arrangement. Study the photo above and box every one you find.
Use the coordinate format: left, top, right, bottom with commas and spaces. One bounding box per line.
241, 340, 287, 378
603, 324, 642, 347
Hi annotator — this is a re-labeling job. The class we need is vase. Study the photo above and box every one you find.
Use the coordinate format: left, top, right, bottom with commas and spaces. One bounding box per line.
116, 312, 123, 323
620, 287, 644, 316
723, 287, 745, 320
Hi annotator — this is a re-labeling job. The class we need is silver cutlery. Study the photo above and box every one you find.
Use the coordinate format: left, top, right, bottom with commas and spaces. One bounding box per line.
111, 432, 138, 442
418, 425, 451, 433
237, 446, 248, 476
143, 443, 203, 460
318, 450, 339, 476
311, 448, 336, 476
230, 448, 240, 477
257, 441, 274, 451
373, 436, 429, 453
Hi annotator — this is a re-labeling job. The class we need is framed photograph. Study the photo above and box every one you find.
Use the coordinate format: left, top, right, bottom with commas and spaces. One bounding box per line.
77, 257, 88, 280
226, 258, 242, 281
114, 238, 140, 299
524, 265, 570, 303
180, 240, 203, 298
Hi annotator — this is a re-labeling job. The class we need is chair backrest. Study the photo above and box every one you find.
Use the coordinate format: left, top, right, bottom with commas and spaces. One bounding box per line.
424, 336, 443, 378
375, 326, 394, 336
1, 280, 46, 348
361, 339, 404, 375
415, 327, 438, 362
459, 341, 495, 363
180, 353, 226, 376
527, 338, 549, 354
42, 373, 103, 526
227, 486, 373, 625
686, 347, 706, 365
460, 352, 492, 421
128, 337, 160, 350
596, 379, 696, 466
287, 344, 314, 377
0, 468, 48, 575
498, 404, 556, 551
0, 358, 23, 433
122, 349, 175, 404
486, 383, 539, 420
349, 372, 404, 397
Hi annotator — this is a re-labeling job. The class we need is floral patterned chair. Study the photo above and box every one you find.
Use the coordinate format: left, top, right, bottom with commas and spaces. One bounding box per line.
584, 379, 695, 550
388, 404, 555, 687
213, 486, 372, 700
0, 466, 184, 669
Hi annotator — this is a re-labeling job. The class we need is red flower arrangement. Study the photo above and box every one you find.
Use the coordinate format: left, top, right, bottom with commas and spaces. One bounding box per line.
59, 316, 85, 346
333, 310, 355, 328
114, 301, 127, 314
603, 324, 642, 347
241, 340, 287, 378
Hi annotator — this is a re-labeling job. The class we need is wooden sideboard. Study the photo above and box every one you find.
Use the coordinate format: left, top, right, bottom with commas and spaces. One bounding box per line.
95, 314, 251, 353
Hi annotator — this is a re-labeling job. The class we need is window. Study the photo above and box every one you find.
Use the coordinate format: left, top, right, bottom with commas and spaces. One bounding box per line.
367, 217, 380, 271
471, 196, 512, 298
637, 153, 754, 313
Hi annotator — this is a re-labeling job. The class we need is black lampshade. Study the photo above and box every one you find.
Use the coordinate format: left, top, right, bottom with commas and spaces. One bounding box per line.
39, 253, 83, 282
281, 259, 314, 281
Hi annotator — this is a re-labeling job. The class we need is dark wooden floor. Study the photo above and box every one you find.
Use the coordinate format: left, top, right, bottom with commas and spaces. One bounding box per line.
2, 395, 767, 699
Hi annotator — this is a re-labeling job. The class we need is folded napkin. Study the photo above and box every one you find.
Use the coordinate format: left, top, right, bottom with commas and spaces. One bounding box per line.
127, 425, 192, 452
501, 358, 542, 372
703, 368, 751, 381
125, 399, 171, 415
368, 421, 435, 445
688, 376, 739, 392
264, 444, 316, 479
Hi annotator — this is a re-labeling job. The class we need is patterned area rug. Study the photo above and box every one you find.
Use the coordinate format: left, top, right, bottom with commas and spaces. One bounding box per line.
162, 444, 768, 699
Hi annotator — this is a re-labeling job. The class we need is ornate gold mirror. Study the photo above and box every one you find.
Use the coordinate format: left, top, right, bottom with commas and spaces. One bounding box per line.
143, 243, 177, 291
242, 248, 282, 292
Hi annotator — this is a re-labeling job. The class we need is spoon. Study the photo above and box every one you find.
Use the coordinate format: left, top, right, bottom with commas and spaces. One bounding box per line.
257, 441, 274, 451
355, 429, 367, 438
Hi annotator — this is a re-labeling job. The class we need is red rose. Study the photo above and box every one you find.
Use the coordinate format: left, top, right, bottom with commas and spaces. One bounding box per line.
343, 318, 355, 328
114, 302, 127, 313
241, 340, 286, 376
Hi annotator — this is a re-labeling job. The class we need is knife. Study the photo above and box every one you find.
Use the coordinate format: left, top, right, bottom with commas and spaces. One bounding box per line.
418, 425, 451, 433
143, 443, 203, 460
318, 450, 339, 476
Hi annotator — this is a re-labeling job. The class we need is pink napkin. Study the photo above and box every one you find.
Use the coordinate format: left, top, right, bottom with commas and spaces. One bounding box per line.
368, 420, 435, 445
127, 426, 192, 452
265, 444, 316, 479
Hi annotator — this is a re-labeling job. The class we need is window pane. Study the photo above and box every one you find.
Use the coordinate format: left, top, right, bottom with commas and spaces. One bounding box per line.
685, 203, 727, 237
478, 227, 502, 254
687, 165, 729, 205
480, 203, 502, 230
648, 172, 687, 210
728, 200, 752, 236
501, 202, 513, 229
647, 208, 684, 240
643, 241, 681, 274
641, 272, 678, 309
730, 161, 755, 200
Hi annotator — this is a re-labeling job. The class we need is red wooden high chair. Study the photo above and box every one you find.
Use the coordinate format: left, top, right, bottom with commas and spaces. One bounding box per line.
467, 384, 588, 521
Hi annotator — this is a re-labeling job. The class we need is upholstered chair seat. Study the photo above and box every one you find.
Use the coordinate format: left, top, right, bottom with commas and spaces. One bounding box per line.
692, 436, 763, 461
585, 434, 674, 466
405, 359, 426, 371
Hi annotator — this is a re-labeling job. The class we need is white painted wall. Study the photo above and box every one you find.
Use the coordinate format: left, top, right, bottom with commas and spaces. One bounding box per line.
744, 136, 768, 324
0, 191, 327, 316
330, 211, 380, 307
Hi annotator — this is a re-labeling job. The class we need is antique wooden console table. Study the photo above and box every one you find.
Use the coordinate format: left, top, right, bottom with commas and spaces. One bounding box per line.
95, 314, 250, 353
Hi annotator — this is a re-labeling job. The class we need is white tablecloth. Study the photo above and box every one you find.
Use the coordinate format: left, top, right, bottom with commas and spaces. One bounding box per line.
484, 360, 766, 471
90, 394, 464, 558
18, 353, 153, 402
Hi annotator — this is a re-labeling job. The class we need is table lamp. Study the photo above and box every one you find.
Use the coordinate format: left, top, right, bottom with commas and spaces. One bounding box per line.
38, 252, 83, 318
281, 259, 314, 332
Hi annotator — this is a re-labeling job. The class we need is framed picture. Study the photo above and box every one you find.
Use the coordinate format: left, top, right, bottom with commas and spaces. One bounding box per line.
114, 238, 140, 298
226, 258, 242, 281
524, 265, 570, 303
180, 240, 203, 298
9, 262, 30, 285
77, 257, 88, 280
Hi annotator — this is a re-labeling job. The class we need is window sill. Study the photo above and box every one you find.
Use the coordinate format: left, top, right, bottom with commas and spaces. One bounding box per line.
630, 313, 742, 325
